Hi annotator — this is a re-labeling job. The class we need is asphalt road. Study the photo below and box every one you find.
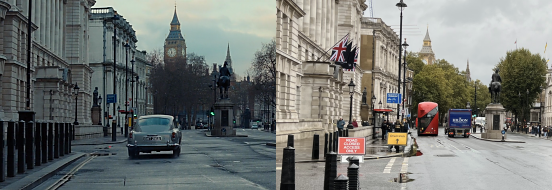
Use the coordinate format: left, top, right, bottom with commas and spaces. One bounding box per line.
407, 128, 552, 190
34, 129, 275, 190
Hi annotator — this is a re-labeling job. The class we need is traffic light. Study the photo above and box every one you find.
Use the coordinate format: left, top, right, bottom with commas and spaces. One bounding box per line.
210, 107, 215, 116
233, 119, 236, 124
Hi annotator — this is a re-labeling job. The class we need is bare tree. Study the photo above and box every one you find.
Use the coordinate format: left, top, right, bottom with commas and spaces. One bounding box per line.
248, 39, 276, 123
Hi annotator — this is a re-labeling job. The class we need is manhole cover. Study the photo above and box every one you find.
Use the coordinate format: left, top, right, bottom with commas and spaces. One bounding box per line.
434, 154, 456, 157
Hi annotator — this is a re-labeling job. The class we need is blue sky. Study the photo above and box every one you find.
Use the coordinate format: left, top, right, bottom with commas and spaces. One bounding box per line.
93, 0, 275, 80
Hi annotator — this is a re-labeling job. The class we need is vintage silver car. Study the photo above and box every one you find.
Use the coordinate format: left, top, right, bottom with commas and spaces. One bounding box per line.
127, 115, 182, 158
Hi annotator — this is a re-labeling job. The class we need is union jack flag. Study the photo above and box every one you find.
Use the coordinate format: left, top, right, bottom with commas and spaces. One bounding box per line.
329, 34, 349, 62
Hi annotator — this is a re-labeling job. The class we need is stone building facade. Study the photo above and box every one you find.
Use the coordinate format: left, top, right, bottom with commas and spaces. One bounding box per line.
359, 17, 402, 127
89, 7, 152, 126
0, 0, 95, 123
276, 0, 367, 142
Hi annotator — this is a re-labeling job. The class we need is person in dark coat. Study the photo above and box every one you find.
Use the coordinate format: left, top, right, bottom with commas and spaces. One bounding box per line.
381, 120, 388, 140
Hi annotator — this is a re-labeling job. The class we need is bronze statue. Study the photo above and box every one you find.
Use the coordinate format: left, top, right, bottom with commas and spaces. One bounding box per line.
93, 87, 99, 106
488, 69, 502, 103
362, 87, 367, 105
217, 61, 232, 99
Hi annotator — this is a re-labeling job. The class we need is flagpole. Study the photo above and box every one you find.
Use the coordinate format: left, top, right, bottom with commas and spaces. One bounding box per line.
315, 32, 350, 62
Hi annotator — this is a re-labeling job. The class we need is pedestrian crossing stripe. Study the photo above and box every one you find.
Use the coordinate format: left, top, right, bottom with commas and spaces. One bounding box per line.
276, 167, 281, 170
383, 157, 396, 173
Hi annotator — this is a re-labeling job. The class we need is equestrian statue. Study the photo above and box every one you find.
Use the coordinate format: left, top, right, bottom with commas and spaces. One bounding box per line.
488, 69, 502, 104
217, 61, 232, 99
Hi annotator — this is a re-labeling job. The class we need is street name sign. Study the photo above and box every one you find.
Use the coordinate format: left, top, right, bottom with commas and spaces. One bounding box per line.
106, 94, 117, 103
386, 93, 402, 104
337, 137, 366, 155
386, 132, 408, 146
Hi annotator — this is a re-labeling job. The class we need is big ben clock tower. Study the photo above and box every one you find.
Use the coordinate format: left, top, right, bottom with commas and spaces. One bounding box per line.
164, 6, 187, 63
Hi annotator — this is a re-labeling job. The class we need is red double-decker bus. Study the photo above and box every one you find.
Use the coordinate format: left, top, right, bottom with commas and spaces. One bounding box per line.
417, 102, 439, 136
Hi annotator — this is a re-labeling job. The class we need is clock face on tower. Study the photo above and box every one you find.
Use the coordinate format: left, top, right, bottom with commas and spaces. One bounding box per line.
167, 48, 176, 57
181, 49, 185, 56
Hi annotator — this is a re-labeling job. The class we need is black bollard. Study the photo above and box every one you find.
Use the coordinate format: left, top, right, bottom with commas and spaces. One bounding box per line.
64, 123, 69, 154
348, 157, 360, 168
345, 129, 349, 137
0, 120, 4, 182
26, 121, 35, 169
333, 174, 349, 190
334, 131, 338, 153
48, 122, 54, 160
17, 121, 25, 174
69, 123, 72, 153
329, 132, 333, 152
324, 133, 328, 158
41, 122, 47, 164
35, 121, 41, 166
323, 152, 337, 190
280, 146, 295, 190
7, 120, 15, 177
54, 123, 59, 159
312, 134, 319, 159
348, 163, 359, 190
287, 134, 294, 148
59, 123, 65, 157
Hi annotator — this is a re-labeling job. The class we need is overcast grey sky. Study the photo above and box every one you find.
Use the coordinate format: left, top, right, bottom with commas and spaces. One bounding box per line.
366, 0, 552, 85
93, 0, 275, 79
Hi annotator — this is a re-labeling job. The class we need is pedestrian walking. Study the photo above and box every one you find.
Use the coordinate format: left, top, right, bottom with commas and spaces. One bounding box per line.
337, 118, 345, 135
382, 120, 388, 140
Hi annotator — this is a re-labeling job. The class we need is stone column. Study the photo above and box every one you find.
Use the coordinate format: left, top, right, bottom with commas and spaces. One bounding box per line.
296, 0, 303, 31
309, 0, 315, 39
40, 0, 45, 44
331, 0, 335, 44
316, 0, 322, 44
302, 0, 309, 36
321, 0, 326, 49
46, 0, 51, 50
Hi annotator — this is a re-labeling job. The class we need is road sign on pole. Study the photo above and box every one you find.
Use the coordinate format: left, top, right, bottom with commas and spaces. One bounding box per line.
106, 94, 117, 103
386, 93, 402, 104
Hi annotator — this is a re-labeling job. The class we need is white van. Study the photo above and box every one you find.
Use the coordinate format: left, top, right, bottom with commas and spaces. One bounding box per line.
475, 117, 486, 127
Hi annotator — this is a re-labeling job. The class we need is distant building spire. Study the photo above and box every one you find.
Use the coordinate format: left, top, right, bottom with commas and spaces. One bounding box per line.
225, 43, 232, 68
466, 59, 471, 82
419, 26, 435, 65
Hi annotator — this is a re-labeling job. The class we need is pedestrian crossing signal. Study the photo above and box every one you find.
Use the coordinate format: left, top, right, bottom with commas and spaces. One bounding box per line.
210, 107, 215, 116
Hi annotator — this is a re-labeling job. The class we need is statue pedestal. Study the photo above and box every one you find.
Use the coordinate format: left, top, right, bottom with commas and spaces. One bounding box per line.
211, 99, 236, 137
360, 104, 369, 122
91, 106, 101, 125
481, 103, 506, 139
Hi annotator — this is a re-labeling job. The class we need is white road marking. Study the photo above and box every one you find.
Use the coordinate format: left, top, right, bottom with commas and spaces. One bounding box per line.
383, 157, 396, 173
276, 167, 282, 170
400, 158, 409, 190
400, 158, 409, 173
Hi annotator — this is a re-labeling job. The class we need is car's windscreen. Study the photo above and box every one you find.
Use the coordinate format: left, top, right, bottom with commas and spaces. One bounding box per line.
135, 117, 171, 132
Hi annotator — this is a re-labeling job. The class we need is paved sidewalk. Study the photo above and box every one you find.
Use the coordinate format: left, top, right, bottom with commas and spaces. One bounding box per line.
276, 131, 414, 189
0, 133, 127, 190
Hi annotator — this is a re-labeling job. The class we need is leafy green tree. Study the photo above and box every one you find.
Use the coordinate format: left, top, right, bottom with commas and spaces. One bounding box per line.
411, 64, 453, 122
496, 48, 547, 125
406, 52, 425, 76
468, 79, 491, 116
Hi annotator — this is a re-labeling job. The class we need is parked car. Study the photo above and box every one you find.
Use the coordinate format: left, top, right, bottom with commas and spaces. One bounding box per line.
195, 122, 204, 129
127, 115, 182, 158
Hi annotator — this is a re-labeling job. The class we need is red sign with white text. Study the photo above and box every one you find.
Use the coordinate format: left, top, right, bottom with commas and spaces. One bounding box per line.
337, 137, 366, 155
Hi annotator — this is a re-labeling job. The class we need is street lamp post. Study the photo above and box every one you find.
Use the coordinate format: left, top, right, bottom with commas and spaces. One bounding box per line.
117, 106, 121, 134
105, 103, 110, 137
111, 12, 120, 142
401, 38, 408, 121
396, 0, 407, 120
98, 95, 102, 125
347, 78, 356, 129
371, 94, 377, 139
518, 91, 521, 132
523, 89, 531, 134
73, 83, 80, 125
